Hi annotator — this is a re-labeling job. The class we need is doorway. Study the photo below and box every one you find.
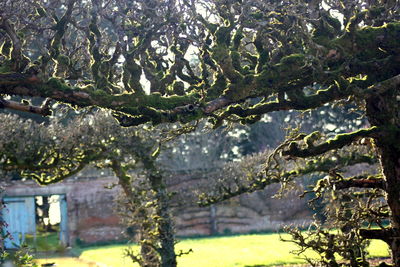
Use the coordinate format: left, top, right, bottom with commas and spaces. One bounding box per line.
2, 194, 68, 250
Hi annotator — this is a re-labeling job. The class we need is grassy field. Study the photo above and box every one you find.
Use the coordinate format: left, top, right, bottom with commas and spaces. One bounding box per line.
35, 257, 100, 267
25, 232, 62, 252
75, 233, 390, 267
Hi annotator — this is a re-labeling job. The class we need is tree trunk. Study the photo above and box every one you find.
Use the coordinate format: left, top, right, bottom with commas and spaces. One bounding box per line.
113, 162, 160, 267
112, 158, 177, 267
149, 173, 177, 267
376, 145, 400, 266
366, 88, 400, 265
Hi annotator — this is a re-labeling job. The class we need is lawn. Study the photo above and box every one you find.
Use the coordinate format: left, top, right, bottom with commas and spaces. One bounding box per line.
76, 233, 390, 267
25, 232, 62, 252
35, 257, 100, 267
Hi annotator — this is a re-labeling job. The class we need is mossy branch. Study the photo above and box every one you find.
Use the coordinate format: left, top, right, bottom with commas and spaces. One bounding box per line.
199, 175, 280, 207
283, 127, 380, 158
333, 176, 386, 190
22, 149, 105, 185
49, 0, 76, 60
283, 153, 377, 181
0, 73, 204, 125
0, 19, 29, 71
220, 84, 348, 118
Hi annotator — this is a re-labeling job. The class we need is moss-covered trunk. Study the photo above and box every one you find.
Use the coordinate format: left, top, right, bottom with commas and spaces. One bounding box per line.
149, 173, 177, 267
112, 160, 176, 267
366, 87, 400, 265
376, 144, 400, 266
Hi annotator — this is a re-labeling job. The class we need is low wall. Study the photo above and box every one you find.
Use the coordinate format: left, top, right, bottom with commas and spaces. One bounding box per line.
1, 173, 312, 245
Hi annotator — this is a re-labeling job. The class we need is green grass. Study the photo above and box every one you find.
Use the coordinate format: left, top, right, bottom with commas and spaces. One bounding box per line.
77, 233, 390, 267
35, 257, 99, 267
25, 232, 66, 252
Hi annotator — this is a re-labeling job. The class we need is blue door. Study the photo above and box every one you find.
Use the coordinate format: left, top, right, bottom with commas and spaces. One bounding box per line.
59, 195, 68, 245
2, 197, 36, 249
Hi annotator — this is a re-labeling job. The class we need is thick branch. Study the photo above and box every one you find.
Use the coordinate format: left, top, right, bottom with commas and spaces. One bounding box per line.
359, 228, 395, 243
283, 153, 377, 180
220, 83, 350, 118
333, 176, 386, 190
0, 74, 198, 116
0, 98, 51, 116
0, 19, 28, 71
283, 127, 380, 158
203, 96, 233, 114
360, 74, 400, 98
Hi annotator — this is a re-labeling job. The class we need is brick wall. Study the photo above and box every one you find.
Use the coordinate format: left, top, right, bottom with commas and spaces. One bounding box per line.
1, 172, 312, 245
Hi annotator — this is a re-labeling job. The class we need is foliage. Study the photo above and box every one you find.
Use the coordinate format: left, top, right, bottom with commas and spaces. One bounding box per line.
1, 0, 400, 265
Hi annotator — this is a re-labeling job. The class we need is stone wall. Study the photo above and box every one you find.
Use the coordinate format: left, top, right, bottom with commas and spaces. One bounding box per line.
1, 172, 312, 245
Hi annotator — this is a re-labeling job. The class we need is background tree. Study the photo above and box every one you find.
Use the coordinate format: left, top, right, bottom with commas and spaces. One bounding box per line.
0, 111, 184, 267
1, 0, 400, 265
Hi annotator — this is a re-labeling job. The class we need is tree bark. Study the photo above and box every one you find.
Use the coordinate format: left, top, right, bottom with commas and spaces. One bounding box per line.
366, 85, 400, 266
149, 173, 177, 267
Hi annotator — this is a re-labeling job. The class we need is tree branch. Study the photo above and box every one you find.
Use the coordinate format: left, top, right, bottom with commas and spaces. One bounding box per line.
0, 74, 199, 118
0, 98, 51, 116
360, 74, 400, 98
0, 19, 28, 71
359, 228, 394, 243
283, 127, 380, 158
333, 176, 386, 190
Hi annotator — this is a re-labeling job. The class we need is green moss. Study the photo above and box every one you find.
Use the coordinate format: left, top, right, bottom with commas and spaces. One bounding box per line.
279, 54, 305, 66
212, 45, 243, 83
215, 27, 231, 46
258, 54, 306, 87
172, 81, 185, 95
322, 13, 341, 33
250, 11, 263, 20
0, 60, 12, 73
123, 60, 143, 92
304, 131, 320, 148
56, 54, 70, 66
81, 84, 96, 92
255, 68, 277, 88
336, 22, 400, 60
211, 45, 230, 63
327, 126, 378, 146
46, 77, 72, 92
232, 28, 243, 50
177, 108, 203, 124
222, 83, 243, 100
92, 89, 109, 97
368, 6, 386, 18
109, 91, 199, 112
138, 106, 162, 124
137, 93, 197, 110
89, 22, 101, 37
206, 73, 228, 100
230, 51, 242, 71
240, 115, 261, 124
0, 40, 12, 57
256, 50, 269, 72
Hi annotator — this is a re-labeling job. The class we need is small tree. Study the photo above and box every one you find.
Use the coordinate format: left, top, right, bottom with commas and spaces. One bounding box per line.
0, 112, 182, 267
